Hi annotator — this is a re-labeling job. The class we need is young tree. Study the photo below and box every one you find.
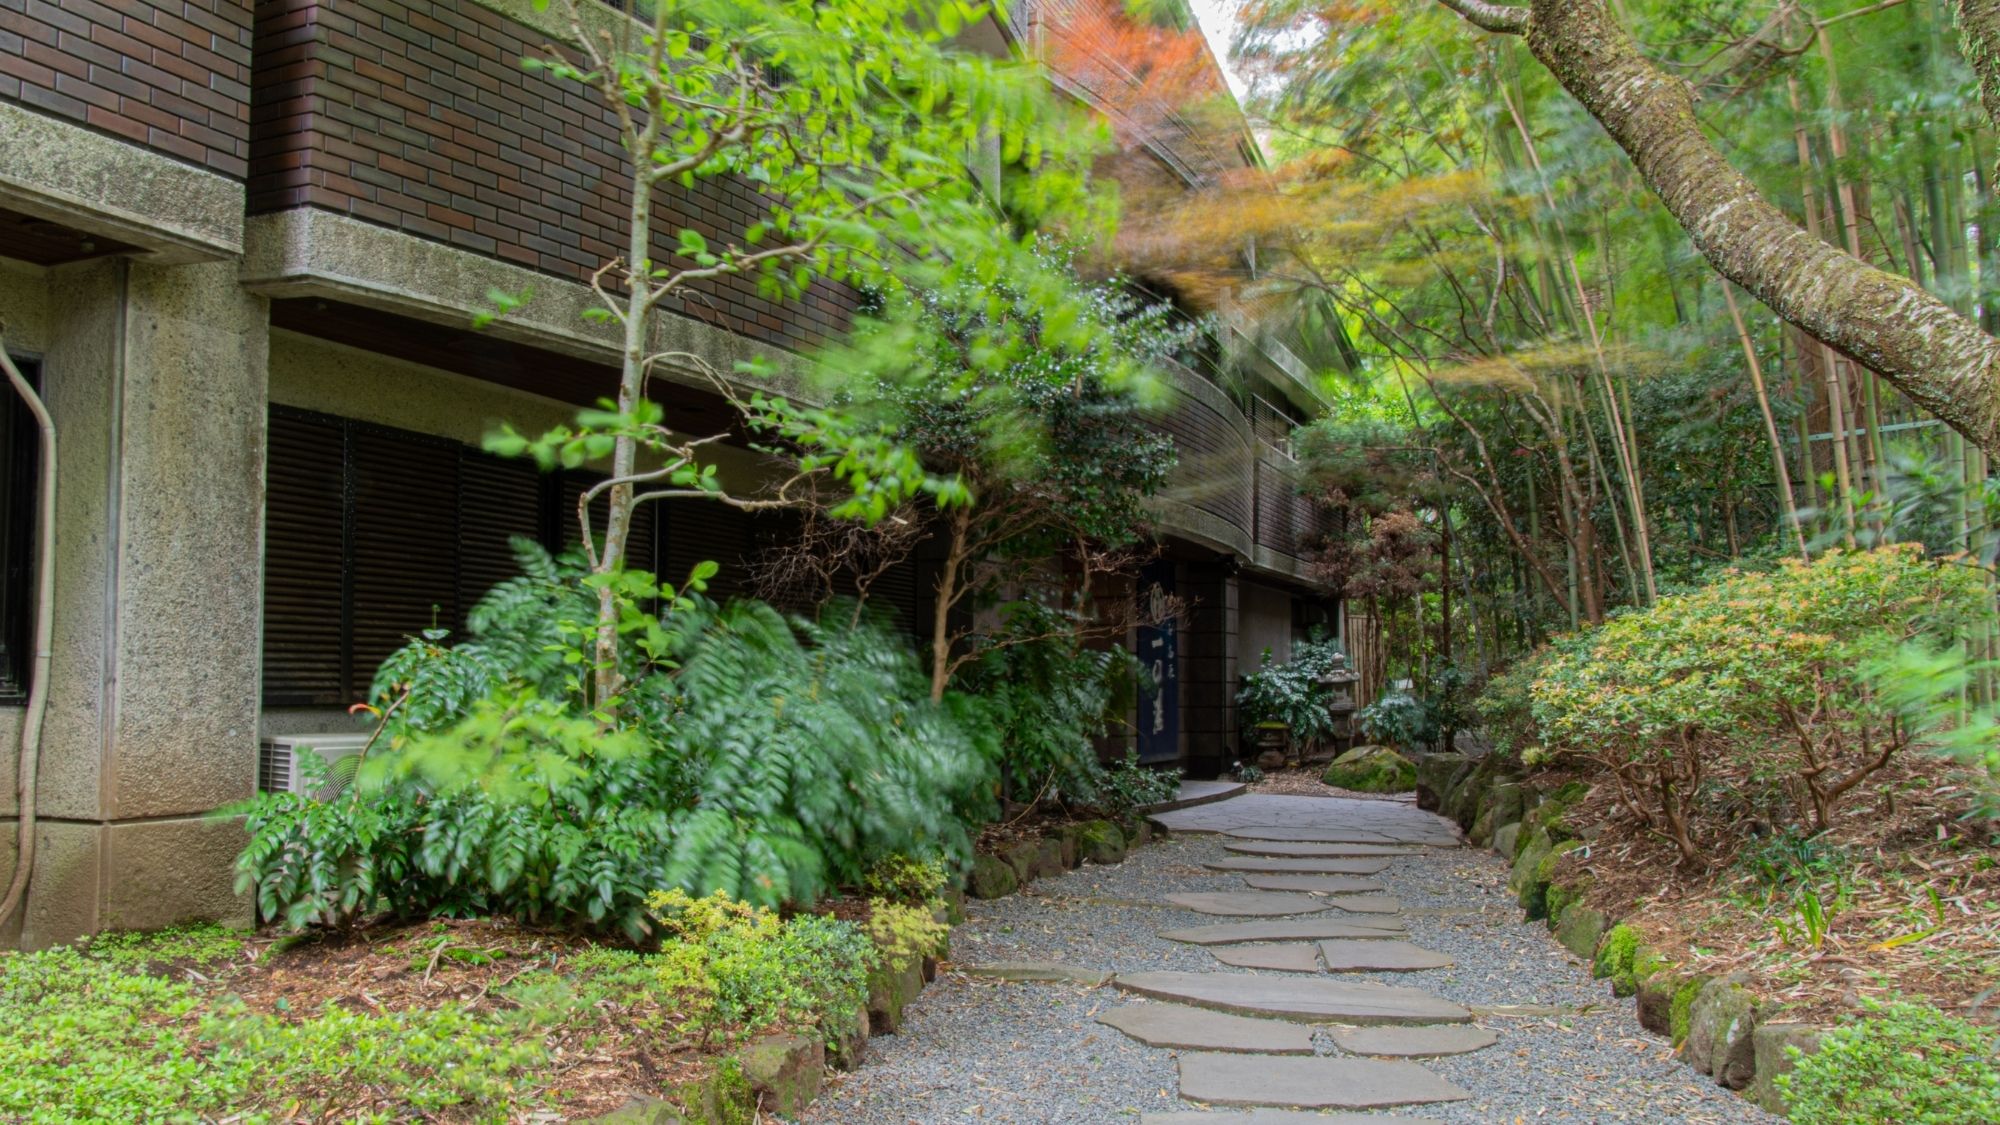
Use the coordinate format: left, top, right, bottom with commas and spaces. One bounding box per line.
491, 0, 1106, 709
842, 275, 1185, 699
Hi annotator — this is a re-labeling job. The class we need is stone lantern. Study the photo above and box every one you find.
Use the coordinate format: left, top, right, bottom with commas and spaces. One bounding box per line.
1319, 652, 1362, 754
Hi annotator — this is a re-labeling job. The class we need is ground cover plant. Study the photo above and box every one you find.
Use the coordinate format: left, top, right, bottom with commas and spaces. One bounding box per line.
1776, 999, 2000, 1123
0, 895, 931, 1124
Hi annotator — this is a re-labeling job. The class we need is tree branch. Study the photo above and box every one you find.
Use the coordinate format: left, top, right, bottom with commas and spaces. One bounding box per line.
1437, 0, 1528, 33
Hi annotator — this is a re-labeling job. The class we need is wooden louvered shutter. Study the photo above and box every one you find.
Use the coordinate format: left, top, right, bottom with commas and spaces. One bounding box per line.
661, 499, 756, 602
870, 553, 926, 642
262, 409, 347, 706
348, 426, 460, 698
559, 471, 657, 577
457, 450, 545, 629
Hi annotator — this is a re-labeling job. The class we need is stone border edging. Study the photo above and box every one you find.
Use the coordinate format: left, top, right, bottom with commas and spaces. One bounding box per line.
967, 814, 1163, 900
1413, 751, 1825, 1120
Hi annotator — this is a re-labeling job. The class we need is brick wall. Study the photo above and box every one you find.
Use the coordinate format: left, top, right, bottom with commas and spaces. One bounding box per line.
0, 0, 252, 177
249, 0, 855, 351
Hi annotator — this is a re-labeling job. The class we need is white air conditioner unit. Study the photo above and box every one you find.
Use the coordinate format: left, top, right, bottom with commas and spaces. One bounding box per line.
257, 733, 374, 798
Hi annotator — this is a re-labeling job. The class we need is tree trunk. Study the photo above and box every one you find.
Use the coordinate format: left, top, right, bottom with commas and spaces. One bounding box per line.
1442, 0, 2000, 455
1960, 1, 2000, 182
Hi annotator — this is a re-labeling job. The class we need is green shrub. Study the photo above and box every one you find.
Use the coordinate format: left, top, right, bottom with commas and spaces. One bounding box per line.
1778, 1000, 2000, 1124
1356, 690, 1439, 752
1236, 638, 1344, 744
641, 890, 875, 1044
1094, 749, 1180, 814
1527, 547, 1986, 859
235, 544, 995, 935
957, 600, 1142, 807
862, 854, 950, 904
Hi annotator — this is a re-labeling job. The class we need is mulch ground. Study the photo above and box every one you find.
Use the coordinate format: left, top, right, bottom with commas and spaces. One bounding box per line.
1555, 755, 2000, 1023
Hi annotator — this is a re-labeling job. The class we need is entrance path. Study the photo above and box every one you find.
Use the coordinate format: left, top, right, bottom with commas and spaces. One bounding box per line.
801, 792, 1775, 1123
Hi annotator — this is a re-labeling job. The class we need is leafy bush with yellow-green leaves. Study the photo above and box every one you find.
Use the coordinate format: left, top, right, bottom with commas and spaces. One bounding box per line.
1520, 547, 1986, 862
1777, 999, 2000, 1123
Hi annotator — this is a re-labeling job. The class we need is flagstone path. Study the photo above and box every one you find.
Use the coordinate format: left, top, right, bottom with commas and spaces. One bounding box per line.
800, 790, 1778, 1123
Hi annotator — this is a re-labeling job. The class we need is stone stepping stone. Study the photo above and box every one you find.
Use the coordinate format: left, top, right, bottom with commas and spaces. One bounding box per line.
1320, 895, 1403, 915
1144, 1104, 1440, 1112
1316, 940, 1454, 972
1097, 1003, 1315, 1055
1207, 943, 1321, 972
1224, 826, 1459, 847
1225, 841, 1418, 858
1241, 874, 1386, 895
1145, 1114, 1445, 1125
1166, 892, 1330, 917
1177, 1053, 1473, 1109
1331, 1024, 1499, 1057
1208, 857, 1392, 875
962, 962, 1111, 986
1115, 971, 1472, 1024
1159, 918, 1406, 945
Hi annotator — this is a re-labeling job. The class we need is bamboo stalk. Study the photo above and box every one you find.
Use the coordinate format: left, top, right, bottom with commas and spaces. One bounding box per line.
1724, 282, 1811, 560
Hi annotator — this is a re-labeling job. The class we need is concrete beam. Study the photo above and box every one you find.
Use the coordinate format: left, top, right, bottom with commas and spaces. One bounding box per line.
0, 103, 244, 262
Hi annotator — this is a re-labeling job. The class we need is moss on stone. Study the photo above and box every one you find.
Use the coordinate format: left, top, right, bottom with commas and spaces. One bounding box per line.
1322, 746, 1417, 793
1594, 924, 1642, 996
1671, 975, 1713, 1047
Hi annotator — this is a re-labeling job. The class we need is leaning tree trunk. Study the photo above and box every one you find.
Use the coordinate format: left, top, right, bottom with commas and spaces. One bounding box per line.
1961, 0, 2000, 187
1441, 0, 2000, 456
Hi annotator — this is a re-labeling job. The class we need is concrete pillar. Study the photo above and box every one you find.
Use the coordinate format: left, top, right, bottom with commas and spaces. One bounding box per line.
1, 258, 266, 948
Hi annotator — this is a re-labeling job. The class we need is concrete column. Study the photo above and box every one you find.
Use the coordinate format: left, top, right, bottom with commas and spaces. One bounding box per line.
1, 258, 267, 948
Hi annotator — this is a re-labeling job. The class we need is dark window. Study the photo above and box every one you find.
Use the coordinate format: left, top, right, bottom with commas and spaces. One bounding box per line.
0, 355, 41, 701
261, 406, 663, 707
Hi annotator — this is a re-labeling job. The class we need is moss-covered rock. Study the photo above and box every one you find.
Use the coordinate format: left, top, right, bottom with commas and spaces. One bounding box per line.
1684, 975, 1760, 1089
1510, 828, 1552, 900
676, 1056, 754, 1125
1119, 816, 1153, 849
865, 951, 925, 1034
576, 1096, 684, 1124
1670, 974, 1713, 1046
1491, 821, 1522, 860
1322, 746, 1417, 793
1591, 923, 1643, 997
967, 854, 1018, 900
1078, 820, 1127, 865
733, 1033, 824, 1119
1002, 841, 1042, 883
1749, 1022, 1821, 1114
1412, 750, 1473, 812
1553, 904, 1608, 962
1520, 838, 1582, 921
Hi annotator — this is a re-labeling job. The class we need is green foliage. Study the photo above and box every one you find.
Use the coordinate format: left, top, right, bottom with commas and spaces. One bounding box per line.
1235, 636, 1349, 744
1356, 690, 1439, 752
957, 600, 1144, 807
1094, 749, 1181, 815
0, 945, 539, 1124
1777, 1000, 2000, 1124
640, 891, 874, 1044
1476, 647, 1560, 762
1593, 923, 1640, 986
236, 544, 994, 934
77, 924, 243, 972
665, 601, 994, 905
862, 854, 950, 905
864, 268, 1185, 550
863, 900, 950, 967
1523, 547, 1989, 848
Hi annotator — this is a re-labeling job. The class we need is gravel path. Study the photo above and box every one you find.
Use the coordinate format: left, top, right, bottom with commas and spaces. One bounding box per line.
801, 801, 1778, 1124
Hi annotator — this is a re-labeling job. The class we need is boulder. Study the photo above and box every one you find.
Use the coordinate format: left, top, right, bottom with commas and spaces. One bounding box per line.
1412, 751, 1472, 812
1003, 841, 1042, 883
865, 951, 926, 1034
1490, 822, 1521, 861
1750, 1022, 1822, 1113
1054, 824, 1085, 869
1553, 905, 1608, 962
968, 854, 1018, 899
1078, 820, 1128, 865
573, 1096, 683, 1124
1522, 839, 1582, 922
1634, 970, 1678, 1037
1683, 975, 1760, 1089
1321, 746, 1417, 794
1120, 816, 1154, 849
734, 1033, 824, 1118
1487, 782, 1526, 828
1035, 837, 1067, 879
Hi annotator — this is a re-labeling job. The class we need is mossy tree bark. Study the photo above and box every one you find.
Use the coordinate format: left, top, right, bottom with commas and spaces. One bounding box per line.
1438, 0, 2000, 455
